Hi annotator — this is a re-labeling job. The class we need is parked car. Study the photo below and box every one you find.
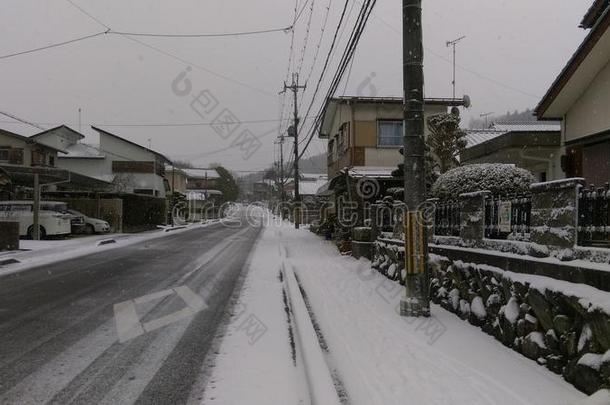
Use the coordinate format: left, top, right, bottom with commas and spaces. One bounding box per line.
40, 201, 85, 233
0, 201, 72, 238
66, 209, 111, 234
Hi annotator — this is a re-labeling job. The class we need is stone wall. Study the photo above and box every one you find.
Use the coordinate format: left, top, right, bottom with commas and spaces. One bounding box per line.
428, 254, 610, 394
371, 238, 610, 394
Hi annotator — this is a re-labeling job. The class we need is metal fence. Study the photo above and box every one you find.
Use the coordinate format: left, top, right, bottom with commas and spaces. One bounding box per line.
434, 200, 461, 237
484, 195, 531, 241
578, 184, 610, 247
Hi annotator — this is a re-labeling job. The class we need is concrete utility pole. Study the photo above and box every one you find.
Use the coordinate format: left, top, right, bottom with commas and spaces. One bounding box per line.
276, 135, 286, 203
33, 173, 40, 240
446, 35, 466, 100
283, 73, 305, 229
480, 112, 494, 128
401, 0, 430, 317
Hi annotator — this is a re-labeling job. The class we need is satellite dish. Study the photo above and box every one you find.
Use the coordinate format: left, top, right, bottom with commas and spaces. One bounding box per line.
462, 94, 471, 108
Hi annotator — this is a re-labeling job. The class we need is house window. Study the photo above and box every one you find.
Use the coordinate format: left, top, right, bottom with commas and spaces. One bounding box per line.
377, 120, 403, 147
0, 149, 9, 162
49, 155, 55, 167
31, 150, 46, 166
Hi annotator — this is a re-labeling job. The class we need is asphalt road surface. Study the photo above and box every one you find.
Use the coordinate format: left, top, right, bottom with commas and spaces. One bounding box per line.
0, 218, 263, 405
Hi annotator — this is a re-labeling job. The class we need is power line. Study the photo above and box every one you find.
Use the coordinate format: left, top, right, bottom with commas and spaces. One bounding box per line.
301, 0, 333, 91
65, 0, 110, 29
0, 111, 46, 130
294, 0, 313, 24
0, 31, 108, 60
299, 0, 377, 159
112, 26, 292, 38
60, 0, 279, 98
0, 116, 316, 129
296, 0, 351, 137
364, 2, 541, 100
296, 0, 316, 78
278, 0, 301, 136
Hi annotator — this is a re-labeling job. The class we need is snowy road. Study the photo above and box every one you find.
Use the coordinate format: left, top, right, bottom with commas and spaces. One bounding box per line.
0, 219, 262, 404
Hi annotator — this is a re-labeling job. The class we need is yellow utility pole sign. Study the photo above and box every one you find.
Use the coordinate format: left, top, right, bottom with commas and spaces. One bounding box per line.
404, 211, 426, 274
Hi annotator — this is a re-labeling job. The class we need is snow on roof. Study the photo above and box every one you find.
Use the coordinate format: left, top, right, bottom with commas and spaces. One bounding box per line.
465, 122, 561, 149
59, 143, 105, 159
465, 130, 506, 148
346, 166, 396, 179
491, 122, 561, 132
182, 168, 220, 179
300, 178, 329, 195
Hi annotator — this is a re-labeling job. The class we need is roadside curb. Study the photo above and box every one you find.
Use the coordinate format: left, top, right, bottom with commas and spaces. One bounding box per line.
97, 239, 117, 246
282, 262, 341, 405
164, 226, 187, 232
0, 258, 20, 266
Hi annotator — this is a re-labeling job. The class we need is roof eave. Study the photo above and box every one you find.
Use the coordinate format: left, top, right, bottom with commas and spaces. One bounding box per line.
536, 6, 610, 119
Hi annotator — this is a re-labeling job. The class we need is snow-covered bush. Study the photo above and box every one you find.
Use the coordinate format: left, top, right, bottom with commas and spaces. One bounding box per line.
431, 163, 535, 199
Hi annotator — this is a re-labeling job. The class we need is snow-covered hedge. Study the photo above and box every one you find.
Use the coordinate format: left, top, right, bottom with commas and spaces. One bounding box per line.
432, 164, 535, 199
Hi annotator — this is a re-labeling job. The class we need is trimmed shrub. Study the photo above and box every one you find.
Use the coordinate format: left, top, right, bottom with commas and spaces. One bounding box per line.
432, 164, 535, 199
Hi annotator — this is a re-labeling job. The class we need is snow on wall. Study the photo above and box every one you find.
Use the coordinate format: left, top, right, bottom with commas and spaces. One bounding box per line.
373, 243, 610, 395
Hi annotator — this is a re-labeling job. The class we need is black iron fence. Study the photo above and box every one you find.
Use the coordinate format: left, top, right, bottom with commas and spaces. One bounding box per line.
578, 184, 610, 247
484, 195, 531, 241
434, 200, 461, 237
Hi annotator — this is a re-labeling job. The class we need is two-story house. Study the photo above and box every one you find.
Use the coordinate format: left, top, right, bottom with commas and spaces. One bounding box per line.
36, 126, 172, 198
164, 165, 188, 195
1, 128, 60, 168
318, 96, 469, 179
536, 0, 610, 186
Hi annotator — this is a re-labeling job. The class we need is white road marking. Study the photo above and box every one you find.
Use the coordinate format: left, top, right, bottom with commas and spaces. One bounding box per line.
114, 286, 207, 343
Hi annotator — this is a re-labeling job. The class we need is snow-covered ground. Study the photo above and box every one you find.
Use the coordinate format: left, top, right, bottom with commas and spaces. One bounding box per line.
0, 221, 217, 277
204, 215, 589, 405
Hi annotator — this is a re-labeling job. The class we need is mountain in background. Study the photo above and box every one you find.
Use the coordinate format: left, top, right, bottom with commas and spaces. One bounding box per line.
468, 108, 537, 129
298, 153, 326, 174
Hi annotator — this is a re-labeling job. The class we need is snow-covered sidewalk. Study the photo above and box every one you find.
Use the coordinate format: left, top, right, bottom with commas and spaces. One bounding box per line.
205, 217, 590, 405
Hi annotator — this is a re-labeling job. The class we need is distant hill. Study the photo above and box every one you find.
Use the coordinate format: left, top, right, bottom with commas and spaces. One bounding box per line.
298, 153, 326, 174
468, 108, 537, 129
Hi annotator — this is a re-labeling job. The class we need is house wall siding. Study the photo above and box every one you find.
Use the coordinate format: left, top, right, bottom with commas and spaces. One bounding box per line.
565, 59, 610, 142
325, 101, 449, 177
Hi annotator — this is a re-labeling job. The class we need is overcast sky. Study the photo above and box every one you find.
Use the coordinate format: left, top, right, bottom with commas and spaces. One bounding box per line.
0, 0, 592, 173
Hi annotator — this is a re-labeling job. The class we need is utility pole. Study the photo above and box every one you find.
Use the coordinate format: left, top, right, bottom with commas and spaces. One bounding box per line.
446, 35, 466, 100
401, 0, 430, 317
33, 173, 40, 240
283, 73, 305, 229
276, 135, 286, 203
480, 112, 494, 128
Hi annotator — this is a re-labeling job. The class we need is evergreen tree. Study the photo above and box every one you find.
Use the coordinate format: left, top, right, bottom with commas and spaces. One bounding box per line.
426, 112, 468, 173
211, 164, 239, 202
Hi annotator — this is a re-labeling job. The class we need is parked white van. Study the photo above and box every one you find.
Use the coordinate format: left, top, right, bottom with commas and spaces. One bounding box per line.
0, 201, 72, 238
